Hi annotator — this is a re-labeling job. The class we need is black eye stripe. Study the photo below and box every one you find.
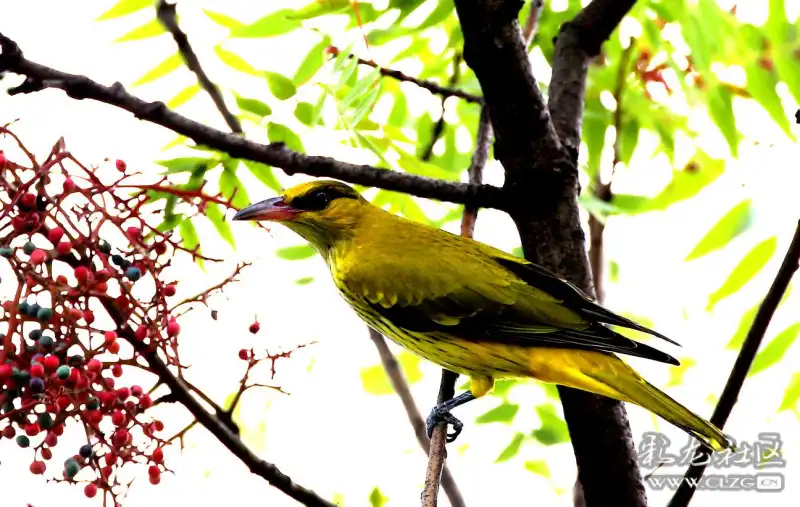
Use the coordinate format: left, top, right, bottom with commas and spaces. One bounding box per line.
291, 185, 358, 211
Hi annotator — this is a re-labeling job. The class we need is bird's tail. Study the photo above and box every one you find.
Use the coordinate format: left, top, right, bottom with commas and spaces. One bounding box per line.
530, 349, 735, 452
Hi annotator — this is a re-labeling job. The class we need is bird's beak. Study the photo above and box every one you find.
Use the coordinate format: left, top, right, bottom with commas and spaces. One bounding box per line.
232, 197, 298, 222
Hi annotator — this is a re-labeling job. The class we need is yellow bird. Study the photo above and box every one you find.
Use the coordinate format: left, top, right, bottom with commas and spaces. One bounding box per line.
233, 179, 733, 451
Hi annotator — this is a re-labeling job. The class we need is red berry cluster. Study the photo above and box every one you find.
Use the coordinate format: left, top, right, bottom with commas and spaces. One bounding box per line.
0, 132, 220, 503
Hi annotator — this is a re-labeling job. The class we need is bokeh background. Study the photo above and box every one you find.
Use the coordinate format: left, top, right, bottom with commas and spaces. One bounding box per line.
2, 0, 800, 506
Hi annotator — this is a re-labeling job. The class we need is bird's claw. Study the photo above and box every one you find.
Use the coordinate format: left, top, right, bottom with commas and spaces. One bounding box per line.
426, 409, 463, 443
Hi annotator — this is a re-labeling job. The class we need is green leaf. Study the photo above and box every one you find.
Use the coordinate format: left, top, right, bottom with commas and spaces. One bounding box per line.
707, 85, 738, 157
219, 168, 249, 209
115, 17, 166, 42
156, 157, 214, 174
166, 84, 202, 108
749, 323, 800, 376
264, 71, 297, 100
295, 102, 315, 126
242, 160, 282, 193
267, 123, 304, 152
532, 404, 570, 445
205, 202, 235, 248
746, 62, 793, 137
214, 45, 261, 76
231, 9, 301, 38
475, 403, 519, 424
666, 357, 696, 387
202, 10, 245, 29
613, 154, 725, 215
133, 53, 182, 86
490, 379, 518, 397
236, 96, 272, 117
294, 38, 331, 85
524, 460, 551, 478
368, 488, 388, 507
295, 277, 314, 286
618, 116, 640, 165
495, 432, 525, 463
707, 237, 778, 310
179, 218, 200, 252
275, 244, 316, 260
97, 0, 152, 20
360, 350, 423, 395
685, 200, 753, 261
726, 302, 760, 350
290, 0, 350, 19
778, 373, 800, 411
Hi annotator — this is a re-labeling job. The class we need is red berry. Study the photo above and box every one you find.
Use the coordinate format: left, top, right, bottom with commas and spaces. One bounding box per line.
0, 363, 13, 380
101, 465, 113, 479
164, 284, 177, 297
139, 394, 153, 409
25, 423, 41, 436
112, 428, 130, 448
111, 365, 123, 377
47, 227, 65, 243
0, 151, 5, 167
86, 359, 102, 373
104, 331, 117, 344
126, 226, 141, 239
56, 396, 70, 411
62, 178, 76, 193
84, 483, 98, 498
116, 387, 130, 401
149, 474, 161, 485
148, 465, 160, 478
152, 447, 164, 463
52, 424, 64, 436
30, 460, 46, 475
135, 325, 148, 340
44, 355, 60, 371
115, 159, 127, 172
41, 448, 53, 460
131, 385, 143, 397
74, 266, 90, 283
105, 453, 117, 466
238, 349, 249, 361
153, 420, 164, 432
111, 410, 125, 426
56, 241, 73, 256
19, 192, 36, 210
154, 242, 167, 255
2, 426, 16, 438
107, 341, 121, 354
30, 363, 45, 378
44, 432, 58, 446
249, 322, 260, 334
30, 249, 47, 265
83, 310, 95, 324
166, 320, 180, 337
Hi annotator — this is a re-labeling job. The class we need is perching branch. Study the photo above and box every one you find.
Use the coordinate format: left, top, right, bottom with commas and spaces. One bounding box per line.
367, 329, 466, 507
0, 33, 508, 210
668, 220, 800, 507
422, 101, 492, 507
327, 46, 482, 104
155, 0, 242, 134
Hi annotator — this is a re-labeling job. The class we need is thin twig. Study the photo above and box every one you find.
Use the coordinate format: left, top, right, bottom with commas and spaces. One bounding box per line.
668, 220, 800, 507
0, 33, 508, 210
328, 47, 482, 104
156, 0, 242, 133
587, 40, 633, 303
421, 54, 464, 162
522, 0, 544, 47
421, 101, 492, 507
368, 329, 466, 507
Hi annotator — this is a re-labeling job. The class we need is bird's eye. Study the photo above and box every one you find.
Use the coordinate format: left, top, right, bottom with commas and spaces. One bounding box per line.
294, 190, 330, 211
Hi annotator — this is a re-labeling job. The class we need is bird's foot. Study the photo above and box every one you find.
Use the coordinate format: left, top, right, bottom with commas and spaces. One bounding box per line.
426, 408, 464, 443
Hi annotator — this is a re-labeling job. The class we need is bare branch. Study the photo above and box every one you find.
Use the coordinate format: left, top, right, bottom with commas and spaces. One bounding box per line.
668, 220, 800, 507
0, 33, 508, 210
421, 54, 464, 162
522, 0, 544, 47
328, 47, 481, 104
368, 329, 466, 507
156, 0, 242, 133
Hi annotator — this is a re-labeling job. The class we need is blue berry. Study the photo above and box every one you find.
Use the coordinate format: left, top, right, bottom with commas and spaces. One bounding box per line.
23, 241, 36, 255
79, 444, 93, 458
125, 267, 141, 281
29, 377, 45, 394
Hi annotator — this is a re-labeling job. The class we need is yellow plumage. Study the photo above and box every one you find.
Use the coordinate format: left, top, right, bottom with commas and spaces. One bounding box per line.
233, 179, 734, 452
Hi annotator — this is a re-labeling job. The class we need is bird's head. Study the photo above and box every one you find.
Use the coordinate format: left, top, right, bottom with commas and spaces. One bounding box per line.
232, 179, 369, 253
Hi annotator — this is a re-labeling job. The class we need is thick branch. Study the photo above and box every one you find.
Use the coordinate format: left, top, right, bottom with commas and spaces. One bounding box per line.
156, 0, 242, 133
0, 33, 507, 210
668, 220, 800, 507
549, 0, 637, 154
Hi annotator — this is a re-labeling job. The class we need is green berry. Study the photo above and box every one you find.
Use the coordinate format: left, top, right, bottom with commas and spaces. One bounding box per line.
27, 303, 41, 317
37, 307, 53, 322
29, 329, 43, 340
0, 246, 12, 257
64, 457, 80, 478
16, 435, 30, 448
37, 413, 53, 429
38, 335, 54, 349
56, 365, 71, 380
23, 241, 36, 255
18, 301, 29, 314
86, 397, 100, 410
99, 241, 112, 254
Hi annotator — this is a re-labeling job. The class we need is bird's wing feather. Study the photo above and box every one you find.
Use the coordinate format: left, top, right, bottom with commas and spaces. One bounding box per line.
339, 236, 678, 365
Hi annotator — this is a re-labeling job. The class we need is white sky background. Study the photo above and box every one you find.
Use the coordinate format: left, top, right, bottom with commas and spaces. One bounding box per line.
2, 0, 800, 506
